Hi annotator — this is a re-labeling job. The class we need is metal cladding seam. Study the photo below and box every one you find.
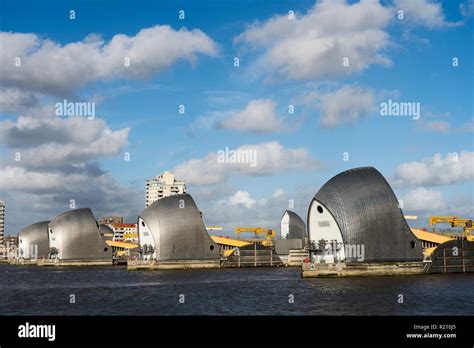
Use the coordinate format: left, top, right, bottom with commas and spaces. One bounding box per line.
283, 210, 307, 239
48, 208, 112, 260
18, 221, 50, 259
311, 166, 422, 262
139, 193, 220, 261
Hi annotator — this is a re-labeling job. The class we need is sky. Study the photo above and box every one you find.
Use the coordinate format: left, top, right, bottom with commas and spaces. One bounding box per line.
0, 0, 473, 236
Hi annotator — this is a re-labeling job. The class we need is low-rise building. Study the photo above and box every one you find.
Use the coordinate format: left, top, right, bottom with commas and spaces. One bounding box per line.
110, 223, 138, 243
98, 216, 124, 225
4, 235, 18, 247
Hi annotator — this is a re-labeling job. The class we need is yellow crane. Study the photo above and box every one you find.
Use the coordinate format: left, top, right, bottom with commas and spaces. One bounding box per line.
429, 216, 473, 237
235, 227, 275, 247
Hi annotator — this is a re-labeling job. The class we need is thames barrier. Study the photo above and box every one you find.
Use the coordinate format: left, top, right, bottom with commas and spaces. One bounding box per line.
4, 166, 472, 278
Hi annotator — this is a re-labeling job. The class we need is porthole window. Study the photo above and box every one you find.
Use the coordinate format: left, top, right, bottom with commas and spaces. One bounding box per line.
410, 241, 416, 249
317, 205, 323, 214
210, 245, 215, 251
141, 221, 145, 227
104, 247, 108, 252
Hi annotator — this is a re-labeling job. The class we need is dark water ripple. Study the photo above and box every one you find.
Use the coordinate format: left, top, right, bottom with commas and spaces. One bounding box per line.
0, 264, 472, 315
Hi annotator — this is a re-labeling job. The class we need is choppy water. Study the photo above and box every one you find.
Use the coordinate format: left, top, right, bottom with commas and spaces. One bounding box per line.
0, 264, 472, 315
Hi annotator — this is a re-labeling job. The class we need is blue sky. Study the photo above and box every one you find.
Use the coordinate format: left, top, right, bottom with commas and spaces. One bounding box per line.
0, 0, 473, 235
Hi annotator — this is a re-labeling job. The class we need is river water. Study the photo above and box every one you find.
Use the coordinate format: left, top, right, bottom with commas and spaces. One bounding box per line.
0, 264, 472, 315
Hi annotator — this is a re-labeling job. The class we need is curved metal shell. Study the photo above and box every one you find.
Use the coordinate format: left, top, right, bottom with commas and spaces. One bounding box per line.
138, 194, 219, 260
48, 208, 111, 260
18, 221, 50, 259
309, 167, 422, 262
283, 210, 306, 239
98, 224, 114, 242
99, 224, 114, 235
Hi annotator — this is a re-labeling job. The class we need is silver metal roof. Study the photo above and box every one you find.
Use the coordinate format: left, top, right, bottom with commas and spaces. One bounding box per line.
139, 194, 219, 261
282, 210, 306, 239
48, 208, 112, 260
310, 167, 422, 262
18, 221, 50, 259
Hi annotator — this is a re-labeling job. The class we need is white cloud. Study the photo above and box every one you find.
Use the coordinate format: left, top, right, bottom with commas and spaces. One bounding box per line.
425, 121, 450, 133
173, 141, 319, 185
394, 151, 474, 186
0, 164, 101, 194
0, 111, 135, 235
460, 0, 474, 18
402, 187, 447, 211
461, 118, 474, 133
0, 166, 80, 193
418, 118, 474, 134
0, 26, 217, 96
0, 24, 218, 235
218, 189, 276, 210
0, 116, 129, 166
217, 99, 283, 133
303, 85, 376, 127
272, 188, 285, 198
196, 186, 311, 235
235, 0, 393, 80
1, 166, 143, 234
0, 87, 37, 112
394, 0, 460, 28
222, 190, 258, 208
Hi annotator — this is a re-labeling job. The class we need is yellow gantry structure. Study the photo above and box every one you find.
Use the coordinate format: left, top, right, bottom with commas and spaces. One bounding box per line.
411, 228, 454, 257
210, 236, 251, 257
105, 240, 140, 257
409, 215, 473, 257
429, 216, 473, 237
211, 236, 251, 247
234, 227, 275, 246
105, 240, 139, 249
411, 229, 454, 245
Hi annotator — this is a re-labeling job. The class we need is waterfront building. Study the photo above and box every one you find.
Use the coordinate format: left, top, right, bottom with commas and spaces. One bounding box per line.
18, 221, 50, 259
3, 235, 18, 258
145, 171, 186, 207
307, 167, 422, 263
98, 216, 124, 225
109, 223, 137, 242
0, 201, 4, 244
4, 235, 18, 247
138, 193, 219, 261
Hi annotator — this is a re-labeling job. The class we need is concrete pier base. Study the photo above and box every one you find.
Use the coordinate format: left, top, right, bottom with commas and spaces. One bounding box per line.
127, 259, 221, 270
301, 262, 427, 278
8, 259, 39, 266
37, 259, 113, 267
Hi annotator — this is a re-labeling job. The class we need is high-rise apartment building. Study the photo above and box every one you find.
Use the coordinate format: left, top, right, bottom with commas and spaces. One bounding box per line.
145, 171, 186, 207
